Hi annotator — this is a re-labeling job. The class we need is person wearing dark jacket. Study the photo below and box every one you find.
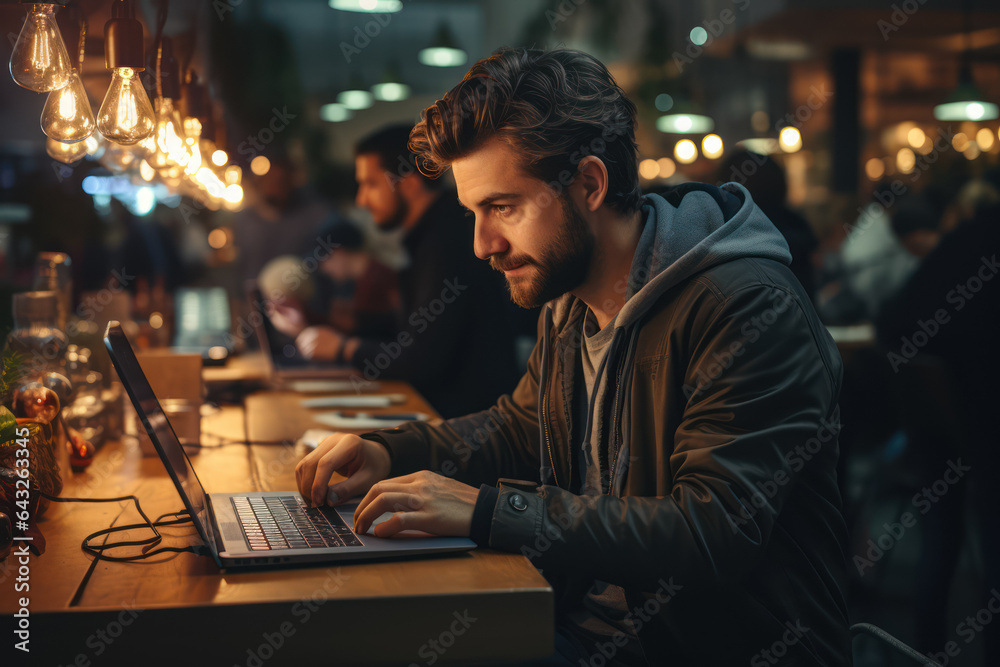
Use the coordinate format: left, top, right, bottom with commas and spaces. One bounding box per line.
294, 125, 520, 418
296, 48, 851, 665
717, 150, 820, 302
876, 202, 1000, 664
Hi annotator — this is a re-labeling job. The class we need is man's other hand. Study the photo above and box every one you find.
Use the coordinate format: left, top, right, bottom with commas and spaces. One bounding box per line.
353, 471, 479, 538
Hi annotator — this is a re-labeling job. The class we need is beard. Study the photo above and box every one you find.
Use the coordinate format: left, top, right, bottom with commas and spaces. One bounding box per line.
375, 192, 409, 231
489, 196, 595, 309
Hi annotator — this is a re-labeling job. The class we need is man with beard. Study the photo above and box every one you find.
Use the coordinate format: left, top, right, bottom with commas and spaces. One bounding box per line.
295, 124, 521, 418
296, 50, 851, 665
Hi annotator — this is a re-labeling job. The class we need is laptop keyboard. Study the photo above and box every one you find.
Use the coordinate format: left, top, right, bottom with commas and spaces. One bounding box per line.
233, 496, 363, 551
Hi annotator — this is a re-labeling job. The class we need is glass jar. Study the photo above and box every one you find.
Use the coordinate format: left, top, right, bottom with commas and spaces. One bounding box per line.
32, 252, 72, 333
6, 291, 68, 381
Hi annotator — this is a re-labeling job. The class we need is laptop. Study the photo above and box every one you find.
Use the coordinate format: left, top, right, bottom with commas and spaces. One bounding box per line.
104, 321, 474, 568
171, 287, 233, 365
245, 281, 358, 383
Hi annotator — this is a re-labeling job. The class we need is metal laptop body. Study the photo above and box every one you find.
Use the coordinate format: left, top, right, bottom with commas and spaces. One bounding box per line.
244, 281, 357, 382
104, 321, 474, 568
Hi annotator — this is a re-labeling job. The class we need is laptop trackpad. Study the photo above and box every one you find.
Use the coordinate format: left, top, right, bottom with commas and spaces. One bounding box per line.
338, 503, 437, 539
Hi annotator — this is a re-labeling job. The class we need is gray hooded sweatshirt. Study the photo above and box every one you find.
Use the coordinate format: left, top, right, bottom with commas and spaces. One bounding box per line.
567, 182, 794, 654
574, 181, 794, 497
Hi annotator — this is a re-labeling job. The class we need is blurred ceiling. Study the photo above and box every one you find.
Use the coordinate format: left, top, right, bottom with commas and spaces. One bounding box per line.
1, 0, 1000, 158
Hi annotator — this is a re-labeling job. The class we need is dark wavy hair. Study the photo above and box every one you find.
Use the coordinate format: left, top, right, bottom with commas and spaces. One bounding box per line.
409, 47, 642, 214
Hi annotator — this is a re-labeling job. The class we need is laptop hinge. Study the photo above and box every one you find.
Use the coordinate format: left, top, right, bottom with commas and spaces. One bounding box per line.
204, 496, 227, 566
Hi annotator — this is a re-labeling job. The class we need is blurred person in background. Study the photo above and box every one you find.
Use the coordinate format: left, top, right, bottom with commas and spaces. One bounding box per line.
718, 150, 820, 301
234, 154, 331, 285
112, 200, 184, 323
877, 197, 1000, 665
293, 124, 520, 418
888, 192, 944, 260
831, 182, 919, 323
258, 219, 398, 341
313, 218, 399, 338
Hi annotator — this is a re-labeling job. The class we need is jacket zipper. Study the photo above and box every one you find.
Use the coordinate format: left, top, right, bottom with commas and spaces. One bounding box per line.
542, 389, 559, 489
607, 354, 626, 492
539, 307, 560, 489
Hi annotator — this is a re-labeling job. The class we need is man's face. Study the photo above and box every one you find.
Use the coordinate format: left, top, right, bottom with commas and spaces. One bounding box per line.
355, 153, 407, 229
453, 138, 594, 308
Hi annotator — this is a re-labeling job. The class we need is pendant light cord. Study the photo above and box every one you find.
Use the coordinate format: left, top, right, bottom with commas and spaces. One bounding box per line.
152, 0, 170, 100
76, 8, 86, 72
63, 0, 87, 72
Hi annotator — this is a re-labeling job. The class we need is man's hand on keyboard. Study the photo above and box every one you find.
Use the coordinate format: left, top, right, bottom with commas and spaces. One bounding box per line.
295, 433, 391, 507
352, 471, 478, 538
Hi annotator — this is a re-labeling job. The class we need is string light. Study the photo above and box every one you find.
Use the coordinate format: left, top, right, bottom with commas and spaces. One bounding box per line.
9, 3, 72, 92
97, 0, 154, 145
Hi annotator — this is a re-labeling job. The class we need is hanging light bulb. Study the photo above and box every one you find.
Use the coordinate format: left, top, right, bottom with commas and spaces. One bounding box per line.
99, 139, 138, 172
84, 133, 106, 160
98, 67, 155, 144
135, 133, 157, 159
182, 117, 203, 175
41, 69, 95, 142
47, 136, 90, 164
148, 38, 192, 172
149, 96, 186, 169
41, 11, 94, 143
9, 3, 72, 93
97, 0, 154, 145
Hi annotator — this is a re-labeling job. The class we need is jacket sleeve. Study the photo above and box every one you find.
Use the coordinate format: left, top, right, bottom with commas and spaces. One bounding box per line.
360, 309, 546, 486
486, 282, 843, 591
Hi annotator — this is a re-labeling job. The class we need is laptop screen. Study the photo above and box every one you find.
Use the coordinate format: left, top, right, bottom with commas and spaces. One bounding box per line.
176, 287, 231, 336
103, 322, 215, 552
245, 282, 343, 370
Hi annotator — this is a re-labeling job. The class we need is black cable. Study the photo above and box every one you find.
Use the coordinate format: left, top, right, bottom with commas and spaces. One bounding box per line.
850, 623, 943, 666
37, 491, 208, 563
200, 432, 295, 446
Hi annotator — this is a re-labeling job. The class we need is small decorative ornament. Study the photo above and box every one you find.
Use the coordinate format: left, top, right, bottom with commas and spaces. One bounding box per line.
68, 429, 95, 472
14, 382, 60, 424
0, 511, 10, 561
41, 372, 73, 408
